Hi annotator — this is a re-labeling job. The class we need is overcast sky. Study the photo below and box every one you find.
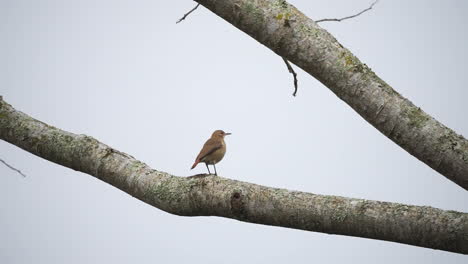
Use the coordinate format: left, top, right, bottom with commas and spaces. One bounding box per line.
1, 0, 467, 263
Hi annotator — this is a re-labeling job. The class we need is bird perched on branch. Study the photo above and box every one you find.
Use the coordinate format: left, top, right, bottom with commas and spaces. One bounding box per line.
191, 130, 231, 175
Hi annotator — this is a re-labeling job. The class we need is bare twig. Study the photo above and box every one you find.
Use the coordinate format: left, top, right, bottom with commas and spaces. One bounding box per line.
282, 58, 298, 96
176, 3, 201, 24
0, 158, 26, 177
316, 0, 379, 23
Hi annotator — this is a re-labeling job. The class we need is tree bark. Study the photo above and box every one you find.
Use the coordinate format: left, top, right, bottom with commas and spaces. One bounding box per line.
1, 98, 467, 254
192, 0, 468, 190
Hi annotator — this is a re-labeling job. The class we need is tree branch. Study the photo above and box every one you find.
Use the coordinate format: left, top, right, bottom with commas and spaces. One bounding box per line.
176, 3, 201, 24
316, 0, 379, 23
176, 1, 378, 97
0, 99, 467, 254
193, 0, 468, 191
0, 157, 26, 177
281, 0, 380, 97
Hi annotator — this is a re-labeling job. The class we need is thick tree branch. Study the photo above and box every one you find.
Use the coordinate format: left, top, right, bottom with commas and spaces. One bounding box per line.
193, 0, 468, 190
316, 0, 379, 23
1, 99, 467, 254
282, 0, 380, 96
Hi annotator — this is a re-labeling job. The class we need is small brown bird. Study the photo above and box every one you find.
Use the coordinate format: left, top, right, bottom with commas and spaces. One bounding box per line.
191, 130, 231, 175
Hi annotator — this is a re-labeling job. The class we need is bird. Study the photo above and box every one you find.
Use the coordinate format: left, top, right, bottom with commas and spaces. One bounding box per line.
191, 130, 231, 175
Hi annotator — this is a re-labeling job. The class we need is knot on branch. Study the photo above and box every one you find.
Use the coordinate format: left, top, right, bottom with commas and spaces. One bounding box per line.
230, 190, 247, 218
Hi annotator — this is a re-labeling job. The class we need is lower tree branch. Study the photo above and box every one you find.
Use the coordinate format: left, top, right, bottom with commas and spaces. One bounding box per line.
1, 98, 466, 254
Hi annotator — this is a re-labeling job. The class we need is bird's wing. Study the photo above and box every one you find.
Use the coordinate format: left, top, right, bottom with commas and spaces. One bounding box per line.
196, 138, 222, 161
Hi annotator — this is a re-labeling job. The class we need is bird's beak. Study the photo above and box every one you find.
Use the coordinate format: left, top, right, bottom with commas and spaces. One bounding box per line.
225, 132, 232, 136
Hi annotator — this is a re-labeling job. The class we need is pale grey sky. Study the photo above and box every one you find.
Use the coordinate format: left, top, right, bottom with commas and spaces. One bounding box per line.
1, 0, 467, 263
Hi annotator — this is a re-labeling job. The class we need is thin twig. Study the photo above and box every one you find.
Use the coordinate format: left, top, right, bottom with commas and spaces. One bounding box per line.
0, 158, 26, 177
176, 3, 201, 24
316, 0, 379, 23
282, 58, 298, 96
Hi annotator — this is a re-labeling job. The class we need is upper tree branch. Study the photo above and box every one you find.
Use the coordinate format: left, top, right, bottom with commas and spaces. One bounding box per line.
175, 2, 300, 96
0, 99, 467, 254
193, 0, 468, 190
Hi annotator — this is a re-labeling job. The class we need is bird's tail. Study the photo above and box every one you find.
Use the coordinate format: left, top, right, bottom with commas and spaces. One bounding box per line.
191, 160, 199, 170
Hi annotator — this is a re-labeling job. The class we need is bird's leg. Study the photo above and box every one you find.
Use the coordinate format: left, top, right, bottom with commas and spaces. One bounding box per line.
213, 164, 218, 176
205, 163, 211, 175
